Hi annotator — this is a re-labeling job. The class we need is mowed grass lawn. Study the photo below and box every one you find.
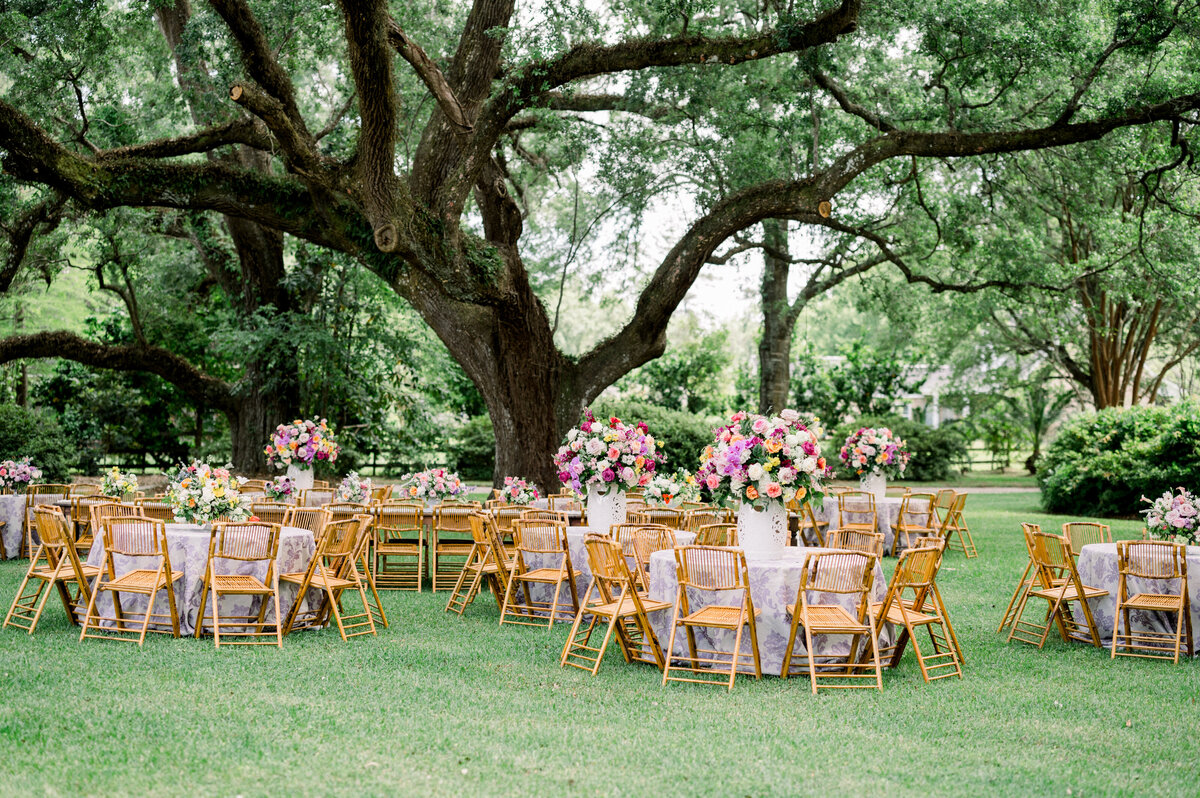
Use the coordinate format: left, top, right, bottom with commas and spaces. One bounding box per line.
1, 493, 1197, 797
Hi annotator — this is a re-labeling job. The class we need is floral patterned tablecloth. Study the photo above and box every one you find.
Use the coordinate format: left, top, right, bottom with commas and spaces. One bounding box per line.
1074, 543, 1200, 655
816, 496, 919, 553
1, 493, 69, 559
647, 547, 892, 676
83, 523, 317, 636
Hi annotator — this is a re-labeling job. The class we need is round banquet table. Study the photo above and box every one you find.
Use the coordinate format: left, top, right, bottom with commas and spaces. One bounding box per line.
1074, 543, 1200, 655
816, 496, 920, 553
82, 523, 317, 636
647, 546, 892, 676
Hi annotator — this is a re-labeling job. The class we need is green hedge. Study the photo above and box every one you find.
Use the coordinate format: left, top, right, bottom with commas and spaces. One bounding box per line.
0, 404, 74, 482
830, 415, 968, 482
450, 415, 496, 482
1038, 401, 1200, 517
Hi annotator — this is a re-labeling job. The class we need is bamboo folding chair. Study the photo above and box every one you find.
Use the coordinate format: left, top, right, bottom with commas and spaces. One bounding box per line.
69, 483, 102, 497
940, 493, 977, 557
521, 508, 569, 525
194, 522, 284, 647
325, 502, 370, 525
694, 523, 737, 546
1111, 541, 1193, 664
631, 506, 685, 530
69, 496, 97, 551
890, 492, 938, 555
1062, 521, 1112, 553
782, 551, 882, 693
84, 502, 145, 558
836, 491, 878, 538
997, 523, 1056, 633
299, 488, 336, 507
885, 485, 911, 497
870, 545, 963, 682
373, 502, 425, 590
548, 495, 583, 520
134, 499, 173, 522
1007, 530, 1107, 649
79, 517, 182, 645
371, 485, 393, 503
678, 501, 709, 511
561, 534, 669, 676
280, 518, 377, 640
684, 507, 733, 532
4, 507, 99, 633
826, 528, 885, 559
795, 501, 828, 547
488, 503, 525, 535
630, 526, 677, 590
662, 546, 761, 690
610, 524, 673, 586
250, 501, 290, 526
499, 518, 579, 628
23, 484, 71, 558
446, 512, 506, 615
346, 514, 388, 628
282, 506, 331, 548
433, 502, 482, 592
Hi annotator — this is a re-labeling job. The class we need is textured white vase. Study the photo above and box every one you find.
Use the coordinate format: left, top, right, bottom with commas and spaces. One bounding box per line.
587, 484, 627, 534
287, 464, 315, 493
737, 501, 788, 560
860, 471, 887, 501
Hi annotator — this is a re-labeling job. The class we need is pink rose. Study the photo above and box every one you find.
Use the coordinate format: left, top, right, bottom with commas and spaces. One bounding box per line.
766, 483, 782, 498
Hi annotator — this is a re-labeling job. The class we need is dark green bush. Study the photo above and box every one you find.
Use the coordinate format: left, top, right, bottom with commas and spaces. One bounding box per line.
592, 400, 721, 473
831, 415, 968, 482
1038, 401, 1200, 517
0, 404, 74, 482
450, 415, 496, 482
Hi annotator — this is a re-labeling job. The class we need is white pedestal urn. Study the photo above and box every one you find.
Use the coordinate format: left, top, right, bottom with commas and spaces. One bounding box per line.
587, 484, 627, 533
737, 501, 788, 560
860, 470, 887, 501
287, 464, 315, 493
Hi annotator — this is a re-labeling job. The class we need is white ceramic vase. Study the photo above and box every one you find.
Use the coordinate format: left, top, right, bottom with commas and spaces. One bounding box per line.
860, 471, 887, 501
737, 501, 788, 560
587, 484, 627, 533
287, 464, 315, 493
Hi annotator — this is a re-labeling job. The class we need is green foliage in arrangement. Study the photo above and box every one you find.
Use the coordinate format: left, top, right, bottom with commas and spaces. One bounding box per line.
1038, 401, 1200, 517
0, 404, 73, 481
832, 414, 969, 482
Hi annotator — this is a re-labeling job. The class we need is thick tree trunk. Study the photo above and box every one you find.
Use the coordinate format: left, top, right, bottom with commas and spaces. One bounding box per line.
228, 360, 300, 475
758, 219, 793, 414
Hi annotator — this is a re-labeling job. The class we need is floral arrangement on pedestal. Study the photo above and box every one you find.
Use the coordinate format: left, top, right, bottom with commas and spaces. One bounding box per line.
697, 410, 826, 509
839, 426, 910, 479
499, 476, 540, 505
0, 457, 42, 492
100, 466, 138, 498
552, 410, 664, 494
264, 475, 295, 502
398, 468, 467, 502
166, 461, 251, 525
1142, 488, 1199, 544
264, 417, 340, 471
336, 471, 374, 503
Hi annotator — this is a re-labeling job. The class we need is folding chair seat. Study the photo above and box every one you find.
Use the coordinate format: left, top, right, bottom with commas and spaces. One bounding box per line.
373, 502, 425, 590
782, 551, 882, 693
1007, 530, 1107, 649
662, 546, 761, 691
79, 517, 182, 645
4, 507, 98, 633
870, 545, 963, 682
446, 512, 505, 615
890, 492, 938, 555
694, 523, 736, 546
561, 534, 669, 676
280, 518, 376, 640
826, 528, 885, 558
433, 502, 483, 591
940, 493, 977, 558
1111, 540, 1193, 664
194, 522, 284, 647
499, 518, 579, 628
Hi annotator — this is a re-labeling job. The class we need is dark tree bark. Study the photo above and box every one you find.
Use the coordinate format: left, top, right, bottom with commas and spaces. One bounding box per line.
757, 219, 793, 414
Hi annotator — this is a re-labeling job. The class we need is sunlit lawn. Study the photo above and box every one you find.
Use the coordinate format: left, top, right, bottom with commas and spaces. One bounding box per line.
0, 492, 1195, 796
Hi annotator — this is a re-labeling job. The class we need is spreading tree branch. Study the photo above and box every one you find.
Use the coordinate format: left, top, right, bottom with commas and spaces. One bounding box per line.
1, 193, 67, 291
386, 17, 471, 131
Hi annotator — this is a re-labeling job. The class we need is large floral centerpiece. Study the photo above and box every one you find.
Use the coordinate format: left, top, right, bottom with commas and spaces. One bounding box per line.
553, 410, 664, 531
840, 426, 909, 498
399, 468, 467, 503
697, 410, 827, 559
499, 476, 540, 505
264, 417, 340, 492
0, 457, 42, 493
166, 461, 251, 525
1142, 488, 1199, 545
100, 466, 138, 498
263, 475, 295, 502
336, 471, 374, 503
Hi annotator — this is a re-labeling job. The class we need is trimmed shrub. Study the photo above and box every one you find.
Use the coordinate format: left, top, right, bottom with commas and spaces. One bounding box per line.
0, 404, 74, 482
1038, 401, 1200, 517
831, 415, 968, 482
450, 415, 495, 482
591, 400, 722, 473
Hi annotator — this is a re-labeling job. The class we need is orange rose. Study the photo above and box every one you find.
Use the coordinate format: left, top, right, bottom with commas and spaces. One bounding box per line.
795, 486, 807, 500
765, 439, 783, 453
745, 486, 759, 500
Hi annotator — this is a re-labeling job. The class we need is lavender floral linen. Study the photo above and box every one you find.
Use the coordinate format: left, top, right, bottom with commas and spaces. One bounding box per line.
83, 524, 317, 636
816, 496, 919, 553
0, 492, 69, 559
1074, 543, 1200, 655
647, 547, 892, 676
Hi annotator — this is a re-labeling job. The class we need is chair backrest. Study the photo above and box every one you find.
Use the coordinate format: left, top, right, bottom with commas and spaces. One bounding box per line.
27, 484, 70, 505
825, 528, 884, 558
684, 508, 731, 532
468, 512, 494, 546
583, 533, 642, 602
889, 545, 942, 593
935, 489, 957, 510
1116, 540, 1186, 582
283, 507, 330, 546
300, 488, 336, 507
103, 517, 167, 557
434, 503, 478, 531
520, 508, 568, 526
317, 517, 361, 558
326, 502, 371, 525
838, 490, 877, 526
250, 501, 290, 526
548, 496, 582, 514
511, 518, 567, 555
678, 501, 708, 511
694, 523, 737, 546
489, 504, 525, 531
631, 507, 685, 529
211, 522, 281, 562
898, 492, 937, 528
675, 545, 750, 592
240, 479, 267, 492
69, 484, 101, 496
795, 501, 825, 546
1061, 522, 1112, 553
630, 526, 676, 583
949, 492, 968, 519
33, 506, 89, 576
134, 499, 173, 522
374, 502, 423, 536
313, 480, 331, 489
909, 535, 946, 551
799, 551, 875, 616
885, 485, 911, 497
1028, 531, 1078, 582
371, 485, 393, 503
89, 501, 145, 533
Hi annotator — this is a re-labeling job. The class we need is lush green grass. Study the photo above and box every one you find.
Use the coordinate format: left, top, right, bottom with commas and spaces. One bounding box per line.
0, 493, 1194, 797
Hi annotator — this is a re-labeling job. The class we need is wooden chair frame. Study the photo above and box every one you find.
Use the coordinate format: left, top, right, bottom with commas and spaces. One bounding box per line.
890, 492, 938, 555
23, 484, 72, 558
280, 518, 377, 641
282, 506, 331, 548
1007, 530, 1107, 649
499, 519, 579, 629
194, 522, 284, 647
79, 517, 182, 645
445, 512, 506, 615
1111, 540, 1193, 664
4, 506, 98, 633
836, 491, 878, 539
249, 501, 291, 527
433, 502, 482, 591
939, 493, 977, 557
794, 501, 828, 547
373, 502, 425, 590
870, 545, 963, 682
630, 506, 686, 530
693, 523, 737, 546
825, 528, 885, 558
134, 498, 174, 522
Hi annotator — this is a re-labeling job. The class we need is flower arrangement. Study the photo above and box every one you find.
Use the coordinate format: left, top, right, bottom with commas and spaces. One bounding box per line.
166, 461, 250, 525
1142, 488, 1199, 545
553, 409, 664, 494
336, 471, 374, 503
643, 473, 682, 506
0, 457, 42, 492
499, 476, 540, 505
398, 467, 467, 502
264, 475, 295, 502
100, 466, 138, 498
696, 409, 826, 509
264, 417, 340, 471
839, 426, 910, 479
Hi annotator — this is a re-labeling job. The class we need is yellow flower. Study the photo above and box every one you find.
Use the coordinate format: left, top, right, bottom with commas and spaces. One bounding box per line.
213, 485, 225, 498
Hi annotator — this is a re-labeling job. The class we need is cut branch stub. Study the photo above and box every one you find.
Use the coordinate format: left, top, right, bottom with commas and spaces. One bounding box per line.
374, 222, 399, 252
818, 200, 832, 218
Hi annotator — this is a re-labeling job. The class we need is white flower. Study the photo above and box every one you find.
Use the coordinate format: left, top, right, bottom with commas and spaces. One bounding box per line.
778, 467, 795, 482
780, 409, 800, 422
585, 438, 604, 456
747, 463, 764, 480
800, 456, 818, 474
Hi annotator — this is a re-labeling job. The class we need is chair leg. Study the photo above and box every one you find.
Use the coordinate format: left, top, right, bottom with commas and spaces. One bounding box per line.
998, 559, 1035, 633
661, 596, 683, 686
